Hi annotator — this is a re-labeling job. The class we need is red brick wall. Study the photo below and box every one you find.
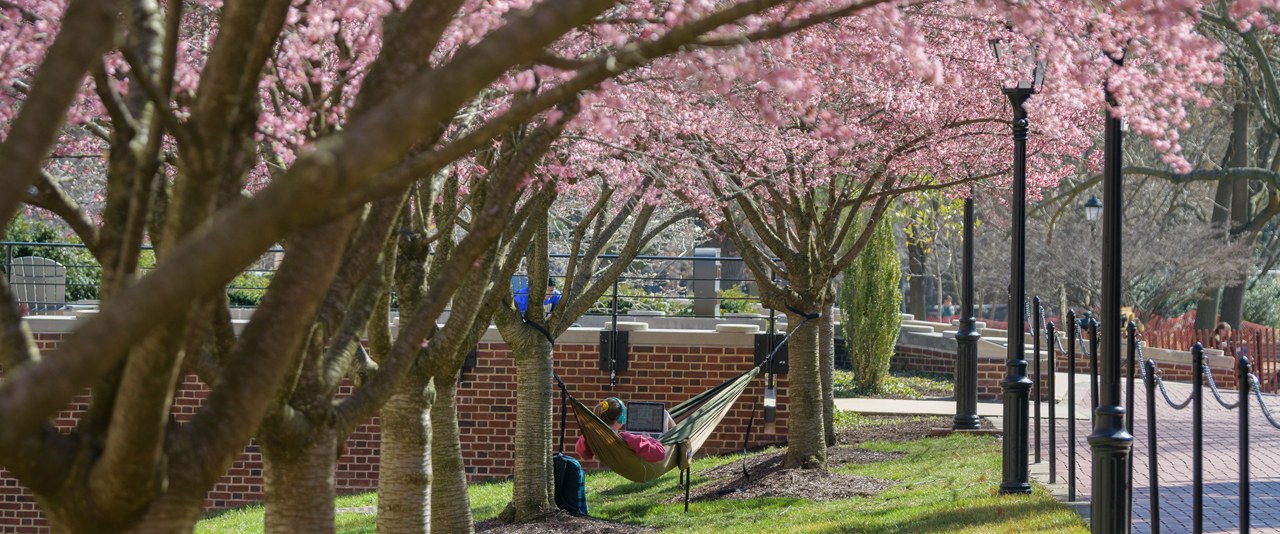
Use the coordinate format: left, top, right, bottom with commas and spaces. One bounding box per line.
891, 345, 1008, 401
458, 342, 788, 479
1052, 349, 1238, 389
891, 341, 1240, 405
2, 334, 784, 532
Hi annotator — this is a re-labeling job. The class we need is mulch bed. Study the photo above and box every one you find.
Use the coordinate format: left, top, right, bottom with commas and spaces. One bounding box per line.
837, 415, 994, 446
664, 445, 900, 504
476, 512, 658, 533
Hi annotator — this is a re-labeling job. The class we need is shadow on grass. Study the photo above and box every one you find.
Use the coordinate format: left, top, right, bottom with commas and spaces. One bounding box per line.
597, 479, 664, 496
199, 503, 262, 520
824, 498, 1074, 534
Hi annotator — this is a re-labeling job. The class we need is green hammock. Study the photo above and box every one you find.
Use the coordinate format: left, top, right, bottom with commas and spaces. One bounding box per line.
569, 366, 760, 484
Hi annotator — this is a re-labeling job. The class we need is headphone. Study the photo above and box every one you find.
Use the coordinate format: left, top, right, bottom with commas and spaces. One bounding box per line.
601, 397, 626, 425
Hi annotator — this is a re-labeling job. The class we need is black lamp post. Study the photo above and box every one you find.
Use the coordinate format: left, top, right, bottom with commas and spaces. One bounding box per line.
992, 38, 1043, 495
954, 186, 981, 431
1087, 83, 1134, 534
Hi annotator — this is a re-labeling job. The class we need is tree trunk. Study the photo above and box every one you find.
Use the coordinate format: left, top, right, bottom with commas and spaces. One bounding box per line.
1221, 101, 1252, 329
262, 429, 337, 534
818, 300, 836, 447
376, 374, 435, 534
115, 488, 205, 534
782, 307, 827, 469
1194, 179, 1236, 331
1197, 103, 1250, 331
1220, 179, 1250, 329
498, 328, 555, 523
429, 374, 474, 534
908, 239, 927, 318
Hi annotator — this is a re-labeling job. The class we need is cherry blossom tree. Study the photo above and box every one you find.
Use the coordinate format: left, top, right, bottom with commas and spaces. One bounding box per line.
1, 0, 1279, 532
0, 0, 939, 532
594, 2, 1133, 468
491, 156, 696, 522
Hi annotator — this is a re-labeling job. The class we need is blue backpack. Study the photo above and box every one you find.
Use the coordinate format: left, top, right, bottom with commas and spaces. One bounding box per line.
552, 453, 589, 516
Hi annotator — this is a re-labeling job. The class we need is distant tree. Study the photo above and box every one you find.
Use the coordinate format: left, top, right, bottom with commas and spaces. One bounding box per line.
840, 217, 902, 391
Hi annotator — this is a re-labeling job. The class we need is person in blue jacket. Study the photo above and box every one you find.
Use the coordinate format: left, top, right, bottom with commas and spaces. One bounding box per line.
515, 278, 561, 314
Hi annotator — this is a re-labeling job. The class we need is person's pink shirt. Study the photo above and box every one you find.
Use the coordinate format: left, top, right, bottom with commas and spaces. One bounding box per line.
576, 432, 666, 463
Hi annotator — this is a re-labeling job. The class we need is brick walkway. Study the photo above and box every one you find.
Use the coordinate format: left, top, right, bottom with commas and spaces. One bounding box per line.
1033, 376, 1280, 533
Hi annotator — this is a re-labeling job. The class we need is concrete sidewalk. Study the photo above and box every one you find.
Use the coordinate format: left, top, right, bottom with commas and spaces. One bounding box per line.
834, 371, 1086, 420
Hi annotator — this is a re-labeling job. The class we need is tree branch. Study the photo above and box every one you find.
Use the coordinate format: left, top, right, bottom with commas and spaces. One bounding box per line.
179, 215, 358, 486
0, 0, 116, 237
28, 170, 102, 256
0, 0, 613, 445
334, 102, 575, 433
0, 277, 39, 372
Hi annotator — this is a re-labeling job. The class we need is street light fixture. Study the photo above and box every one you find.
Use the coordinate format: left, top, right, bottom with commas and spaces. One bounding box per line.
1084, 193, 1102, 312
1084, 194, 1103, 223
990, 36, 1044, 496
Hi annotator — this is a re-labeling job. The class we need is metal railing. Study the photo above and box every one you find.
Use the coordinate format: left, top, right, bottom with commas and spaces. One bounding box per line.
2, 241, 281, 315
1039, 309, 1280, 533
3, 242, 781, 319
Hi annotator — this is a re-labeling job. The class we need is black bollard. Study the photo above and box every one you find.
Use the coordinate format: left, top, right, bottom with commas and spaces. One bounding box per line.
1067, 310, 1077, 502
1145, 358, 1160, 534
1193, 343, 1203, 533
1240, 354, 1250, 534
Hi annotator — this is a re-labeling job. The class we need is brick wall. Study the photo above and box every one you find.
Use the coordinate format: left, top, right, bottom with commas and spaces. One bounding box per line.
891, 344, 1010, 400
2, 333, 784, 533
1053, 349, 1238, 389
891, 341, 1240, 404
458, 342, 788, 479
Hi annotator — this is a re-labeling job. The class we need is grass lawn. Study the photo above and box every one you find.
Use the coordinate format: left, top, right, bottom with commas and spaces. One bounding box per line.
833, 369, 954, 399
196, 432, 1085, 533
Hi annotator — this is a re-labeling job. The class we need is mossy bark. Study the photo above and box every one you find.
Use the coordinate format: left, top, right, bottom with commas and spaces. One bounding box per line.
261, 429, 337, 534
819, 301, 837, 447
495, 324, 555, 523
782, 308, 827, 470
376, 374, 435, 534
429, 375, 474, 533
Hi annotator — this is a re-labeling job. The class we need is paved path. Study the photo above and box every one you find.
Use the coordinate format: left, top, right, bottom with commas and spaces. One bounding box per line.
1036, 377, 1280, 533
836, 372, 1280, 533
835, 372, 1083, 419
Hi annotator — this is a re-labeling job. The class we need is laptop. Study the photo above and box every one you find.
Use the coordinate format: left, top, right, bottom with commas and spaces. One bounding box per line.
624, 401, 666, 440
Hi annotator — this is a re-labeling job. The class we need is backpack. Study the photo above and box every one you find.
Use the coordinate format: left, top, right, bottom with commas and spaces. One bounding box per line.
552, 453, 589, 516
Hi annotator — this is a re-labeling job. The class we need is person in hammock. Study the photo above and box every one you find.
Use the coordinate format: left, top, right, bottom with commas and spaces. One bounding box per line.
575, 397, 675, 463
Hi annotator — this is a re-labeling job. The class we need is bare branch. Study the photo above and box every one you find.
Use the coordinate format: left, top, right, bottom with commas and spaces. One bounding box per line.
28, 170, 102, 256
0, 0, 116, 237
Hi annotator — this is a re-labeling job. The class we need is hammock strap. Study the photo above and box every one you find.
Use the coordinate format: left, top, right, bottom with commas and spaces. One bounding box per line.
559, 380, 568, 454
525, 318, 556, 346
527, 317, 571, 454
682, 442, 691, 514
756, 303, 822, 368
742, 393, 757, 484
784, 303, 822, 320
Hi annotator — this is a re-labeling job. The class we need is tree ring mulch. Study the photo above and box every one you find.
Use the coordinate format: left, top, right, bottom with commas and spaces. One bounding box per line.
662, 446, 899, 504
475, 512, 658, 533
696, 446, 903, 480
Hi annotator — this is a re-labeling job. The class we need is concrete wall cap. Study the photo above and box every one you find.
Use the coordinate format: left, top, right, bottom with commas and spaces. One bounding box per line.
715, 324, 760, 333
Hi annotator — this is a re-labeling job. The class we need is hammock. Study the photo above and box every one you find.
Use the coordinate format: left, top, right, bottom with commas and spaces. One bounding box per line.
537, 302, 818, 489
566, 366, 760, 484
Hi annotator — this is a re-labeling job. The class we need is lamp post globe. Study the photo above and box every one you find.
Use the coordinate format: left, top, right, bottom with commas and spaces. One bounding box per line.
1084, 194, 1103, 223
